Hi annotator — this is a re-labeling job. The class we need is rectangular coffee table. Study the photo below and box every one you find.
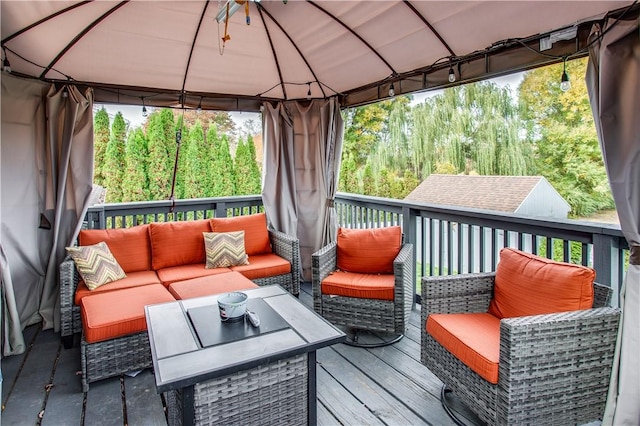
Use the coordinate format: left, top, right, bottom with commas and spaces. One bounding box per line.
145, 285, 345, 426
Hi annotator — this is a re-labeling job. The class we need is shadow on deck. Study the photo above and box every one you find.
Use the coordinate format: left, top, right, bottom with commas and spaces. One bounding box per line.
1, 283, 480, 425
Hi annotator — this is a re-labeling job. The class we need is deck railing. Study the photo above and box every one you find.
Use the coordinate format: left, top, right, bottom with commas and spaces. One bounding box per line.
85, 193, 628, 307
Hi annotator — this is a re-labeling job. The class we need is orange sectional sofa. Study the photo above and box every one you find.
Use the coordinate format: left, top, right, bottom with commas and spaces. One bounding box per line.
60, 213, 300, 344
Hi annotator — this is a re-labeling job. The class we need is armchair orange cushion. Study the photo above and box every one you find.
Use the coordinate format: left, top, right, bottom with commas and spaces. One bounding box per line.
488, 248, 595, 319
336, 227, 401, 274
149, 220, 212, 270
427, 313, 500, 384
210, 212, 272, 256
321, 270, 395, 300
79, 225, 151, 273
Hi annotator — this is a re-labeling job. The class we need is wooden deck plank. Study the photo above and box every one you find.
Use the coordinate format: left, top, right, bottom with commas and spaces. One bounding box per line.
83, 376, 124, 426
316, 364, 385, 426
317, 400, 340, 426
1, 324, 39, 407
124, 369, 167, 425
2, 327, 58, 425
318, 346, 428, 425
41, 339, 84, 426
334, 343, 455, 426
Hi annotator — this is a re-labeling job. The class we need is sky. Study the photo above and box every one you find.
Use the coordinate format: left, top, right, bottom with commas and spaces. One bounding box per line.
96, 71, 525, 130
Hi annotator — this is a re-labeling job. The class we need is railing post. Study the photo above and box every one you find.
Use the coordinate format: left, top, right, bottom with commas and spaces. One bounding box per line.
216, 202, 227, 218
593, 233, 615, 290
403, 206, 417, 307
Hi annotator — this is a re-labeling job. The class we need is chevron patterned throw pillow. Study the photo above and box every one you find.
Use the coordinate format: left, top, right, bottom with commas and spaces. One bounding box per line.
204, 231, 250, 268
66, 241, 126, 290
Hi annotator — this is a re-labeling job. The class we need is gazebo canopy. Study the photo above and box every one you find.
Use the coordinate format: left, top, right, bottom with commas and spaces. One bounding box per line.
1, 1, 635, 111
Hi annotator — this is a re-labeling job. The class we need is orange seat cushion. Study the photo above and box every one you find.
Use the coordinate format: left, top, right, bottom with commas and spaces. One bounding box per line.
230, 253, 291, 280
427, 313, 501, 384
210, 213, 272, 255
79, 225, 151, 273
336, 227, 401, 274
74, 270, 161, 305
156, 263, 231, 287
149, 220, 212, 270
488, 248, 595, 319
81, 284, 175, 343
168, 271, 259, 300
321, 270, 395, 301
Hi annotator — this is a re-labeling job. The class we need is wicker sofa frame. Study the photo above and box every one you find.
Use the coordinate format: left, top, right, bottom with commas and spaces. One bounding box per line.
60, 229, 300, 342
420, 272, 621, 426
80, 331, 151, 392
311, 241, 414, 336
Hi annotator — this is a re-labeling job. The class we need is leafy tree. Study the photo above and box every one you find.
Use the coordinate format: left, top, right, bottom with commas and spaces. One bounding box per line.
122, 128, 149, 202
342, 99, 396, 168
235, 135, 261, 195
103, 112, 127, 202
147, 109, 176, 200
338, 154, 359, 193
519, 57, 613, 216
93, 108, 110, 185
361, 163, 375, 195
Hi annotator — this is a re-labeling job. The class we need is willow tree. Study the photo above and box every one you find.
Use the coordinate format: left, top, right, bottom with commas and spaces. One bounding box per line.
519, 57, 613, 216
409, 82, 533, 179
103, 112, 127, 203
122, 128, 149, 202
93, 107, 110, 186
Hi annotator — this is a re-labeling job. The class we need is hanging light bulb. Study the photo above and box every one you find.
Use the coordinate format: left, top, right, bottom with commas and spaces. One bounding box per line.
196, 97, 202, 113
2, 55, 11, 73
307, 82, 312, 98
389, 82, 395, 97
448, 65, 456, 83
560, 58, 571, 92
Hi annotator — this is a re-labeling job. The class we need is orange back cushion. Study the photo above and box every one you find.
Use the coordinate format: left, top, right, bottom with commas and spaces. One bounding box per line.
488, 248, 595, 319
149, 220, 212, 270
336, 226, 401, 274
210, 213, 272, 256
78, 225, 151, 273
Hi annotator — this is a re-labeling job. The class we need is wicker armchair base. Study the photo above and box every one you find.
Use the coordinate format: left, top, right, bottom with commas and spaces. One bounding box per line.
81, 331, 152, 392
165, 354, 309, 426
320, 294, 398, 334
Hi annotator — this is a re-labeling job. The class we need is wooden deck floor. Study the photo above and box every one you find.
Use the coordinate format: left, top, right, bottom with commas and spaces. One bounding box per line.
1, 283, 479, 426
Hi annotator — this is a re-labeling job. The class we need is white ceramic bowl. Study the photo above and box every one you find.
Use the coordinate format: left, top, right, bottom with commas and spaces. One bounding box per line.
217, 292, 248, 322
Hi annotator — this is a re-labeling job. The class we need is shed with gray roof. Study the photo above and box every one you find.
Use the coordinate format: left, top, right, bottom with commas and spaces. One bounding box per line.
405, 174, 571, 219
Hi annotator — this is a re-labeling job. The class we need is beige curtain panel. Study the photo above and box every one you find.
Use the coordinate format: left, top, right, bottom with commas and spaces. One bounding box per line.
587, 14, 640, 425
1, 74, 93, 355
262, 98, 344, 281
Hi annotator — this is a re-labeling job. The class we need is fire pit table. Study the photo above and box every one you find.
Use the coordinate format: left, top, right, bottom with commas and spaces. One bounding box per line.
145, 285, 345, 426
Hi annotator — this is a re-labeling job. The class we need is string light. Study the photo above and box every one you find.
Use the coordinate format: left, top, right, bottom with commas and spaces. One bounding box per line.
2, 48, 11, 73
560, 57, 571, 92
141, 97, 148, 117
448, 65, 456, 83
196, 97, 202, 112
389, 82, 395, 97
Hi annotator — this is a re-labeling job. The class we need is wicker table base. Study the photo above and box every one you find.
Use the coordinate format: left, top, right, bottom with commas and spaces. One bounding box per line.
165, 354, 308, 426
